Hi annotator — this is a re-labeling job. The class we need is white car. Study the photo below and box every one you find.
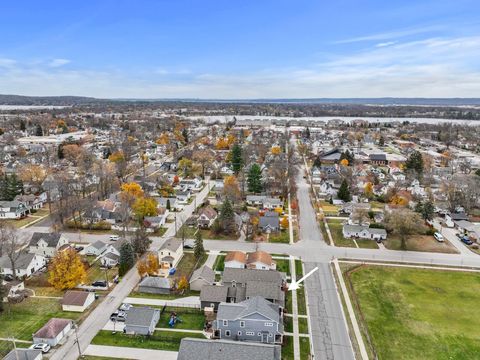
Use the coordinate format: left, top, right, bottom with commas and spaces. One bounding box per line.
119, 303, 132, 311
30, 343, 51, 353
433, 232, 444, 242
109, 235, 120, 241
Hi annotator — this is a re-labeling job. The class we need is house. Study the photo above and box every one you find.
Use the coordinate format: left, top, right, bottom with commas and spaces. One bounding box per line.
100, 252, 120, 267
0, 253, 46, 278
213, 296, 283, 344
33, 318, 72, 346
368, 154, 388, 166
84, 240, 107, 256
124, 307, 160, 336
177, 338, 281, 360
342, 224, 387, 240
138, 276, 171, 294
144, 214, 167, 230
246, 195, 266, 207
176, 190, 191, 204
61, 290, 95, 312
28, 232, 69, 257
189, 265, 215, 291
246, 251, 276, 270
3, 349, 42, 360
259, 213, 280, 233
263, 198, 283, 211
319, 148, 342, 164
84, 199, 122, 224
179, 178, 203, 192
0, 200, 28, 219
224, 251, 247, 269
156, 197, 181, 211
158, 238, 183, 271
15, 193, 47, 210
445, 212, 469, 227
200, 285, 229, 311
197, 206, 218, 229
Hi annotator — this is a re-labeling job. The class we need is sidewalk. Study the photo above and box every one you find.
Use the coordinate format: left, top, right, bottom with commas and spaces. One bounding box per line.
205, 251, 219, 268
289, 256, 301, 360
124, 296, 200, 307
84, 344, 178, 360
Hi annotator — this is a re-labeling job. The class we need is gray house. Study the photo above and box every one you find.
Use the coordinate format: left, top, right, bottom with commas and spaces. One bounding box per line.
189, 265, 215, 291
213, 296, 283, 344
200, 285, 229, 311
124, 307, 160, 335
178, 338, 281, 360
138, 277, 171, 295
3, 349, 42, 360
259, 214, 280, 233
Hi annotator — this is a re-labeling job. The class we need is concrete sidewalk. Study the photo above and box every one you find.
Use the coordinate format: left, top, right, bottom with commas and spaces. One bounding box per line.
124, 296, 200, 307
205, 251, 219, 268
84, 344, 178, 360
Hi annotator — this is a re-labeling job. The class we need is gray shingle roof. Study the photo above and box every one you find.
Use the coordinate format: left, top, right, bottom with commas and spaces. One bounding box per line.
159, 238, 182, 252
125, 307, 159, 327
178, 338, 281, 360
139, 276, 170, 289
4, 349, 42, 360
245, 280, 284, 303
222, 268, 285, 285
217, 296, 280, 322
29, 232, 63, 247
190, 265, 215, 284
200, 285, 228, 302
0, 253, 39, 270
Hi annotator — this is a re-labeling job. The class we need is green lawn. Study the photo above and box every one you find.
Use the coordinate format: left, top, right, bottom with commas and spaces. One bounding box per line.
326, 219, 356, 248
295, 260, 303, 277
319, 220, 330, 243
198, 228, 239, 240
298, 317, 309, 334
276, 259, 291, 276
282, 336, 294, 360
284, 316, 293, 333
213, 254, 225, 271
92, 330, 205, 351
384, 234, 458, 253
356, 239, 379, 249
269, 230, 290, 243
0, 297, 82, 340
85, 262, 118, 285
347, 266, 480, 359
175, 252, 206, 279
297, 287, 307, 316
129, 290, 200, 300
300, 337, 311, 360
157, 307, 205, 330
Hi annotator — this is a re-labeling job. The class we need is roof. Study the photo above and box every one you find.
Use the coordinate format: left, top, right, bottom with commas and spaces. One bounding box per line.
0, 253, 39, 270
29, 232, 64, 247
139, 276, 171, 289
343, 224, 387, 235
448, 212, 469, 221
245, 280, 284, 302
3, 349, 42, 360
222, 268, 285, 285
33, 318, 71, 339
217, 296, 280, 322
178, 338, 281, 360
62, 290, 91, 306
259, 216, 280, 229
89, 240, 107, 250
190, 265, 215, 284
200, 284, 228, 302
198, 206, 217, 219
125, 307, 159, 327
369, 154, 387, 161
247, 251, 273, 266
159, 238, 182, 252
225, 251, 246, 264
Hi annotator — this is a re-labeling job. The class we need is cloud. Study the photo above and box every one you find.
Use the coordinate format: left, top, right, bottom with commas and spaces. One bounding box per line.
375, 41, 397, 48
48, 58, 71, 67
334, 25, 443, 44
0, 58, 17, 68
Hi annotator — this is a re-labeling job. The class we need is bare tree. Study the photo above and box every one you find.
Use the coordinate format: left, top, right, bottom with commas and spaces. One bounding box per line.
0, 225, 27, 279
385, 209, 425, 250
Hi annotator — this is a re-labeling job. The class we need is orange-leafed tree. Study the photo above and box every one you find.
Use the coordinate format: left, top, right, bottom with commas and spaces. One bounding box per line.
216, 137, 229, 150
156, 133, 170, 145
340, 158, 349, 166
109, 150, 125, 163
137, 259, 148, 276
48, 248, 87, 290
132, 197, 158, 220
223, 175, 241, 202
177, 276, 189, 292
18, 164, 48, 186
146, 252, 159, 275
364, 182, 373, 197
280, 216, 289, 229
271, 146, 281, 155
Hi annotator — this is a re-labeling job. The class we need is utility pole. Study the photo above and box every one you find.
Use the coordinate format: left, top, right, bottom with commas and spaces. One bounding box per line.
74, 322, 82, 358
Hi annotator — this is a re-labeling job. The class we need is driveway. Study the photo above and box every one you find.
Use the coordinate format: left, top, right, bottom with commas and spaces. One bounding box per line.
124, 296, 200, 307
84, 344, 178, 360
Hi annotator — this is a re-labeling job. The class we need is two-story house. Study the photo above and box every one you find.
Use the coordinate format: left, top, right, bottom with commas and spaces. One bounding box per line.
213, 296, 284, 344
158, 238, 184, 272
0, 253, 46, 278
197, 206, 218, 229
0, 200, 29, 219
28, 232, 69, 258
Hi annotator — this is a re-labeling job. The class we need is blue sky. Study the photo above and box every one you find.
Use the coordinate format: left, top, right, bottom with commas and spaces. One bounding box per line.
1, 0, 480, 98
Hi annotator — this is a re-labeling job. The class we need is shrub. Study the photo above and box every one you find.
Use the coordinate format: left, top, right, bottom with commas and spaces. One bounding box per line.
369, 223, 385, 229
425, 228, 436, 236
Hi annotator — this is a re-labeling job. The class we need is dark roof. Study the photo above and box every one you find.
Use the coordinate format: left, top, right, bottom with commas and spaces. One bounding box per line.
178, 338, 281, 360
0, 253, 39, 270
369, 154, 387, 161
125, 307, 159, 328
33, 318, 71, 339
217, 296, 280, 322
259, 216, 280, 229
62, 290, 91, 306
29, 232, 63, 247
200, 284, 228, 303
139, 276, 170, 289
190, 265, 215, 284
222, 268, 285, 285
4, 349, 42, 360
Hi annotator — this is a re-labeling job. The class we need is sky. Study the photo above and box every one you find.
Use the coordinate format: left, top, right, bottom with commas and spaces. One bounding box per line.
1, 0, 480, 99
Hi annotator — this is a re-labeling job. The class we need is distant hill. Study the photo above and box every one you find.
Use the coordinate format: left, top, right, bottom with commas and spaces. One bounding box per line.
1, 94, 480, 106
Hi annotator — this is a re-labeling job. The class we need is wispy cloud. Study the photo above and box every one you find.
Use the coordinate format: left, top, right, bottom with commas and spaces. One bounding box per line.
48, 58, 71, 67
375, 41, 397, 48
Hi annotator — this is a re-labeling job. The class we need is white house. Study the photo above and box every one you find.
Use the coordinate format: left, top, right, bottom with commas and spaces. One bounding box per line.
61, 290, 95, 312
28, 233, 69, 258
246, 251, 277, 270
224, 251, 247, 269
342, 224, 387, 240
0, 253, 46, 278
158, 239, 184, 272
176, 191, 191, 205
0, 200, 29, 219
84, 240, 108, 256
33, 318, 72, 346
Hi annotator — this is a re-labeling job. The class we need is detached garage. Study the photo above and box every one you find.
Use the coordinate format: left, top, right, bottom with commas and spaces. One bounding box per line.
33, 318, 72, 346
61, 290, 95, 312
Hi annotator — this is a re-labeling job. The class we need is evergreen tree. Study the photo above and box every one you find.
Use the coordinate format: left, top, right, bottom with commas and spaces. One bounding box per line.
182, 128, 189, 143
0, 280, 4, 312
119, 242, 135, 276
305, 127, 311, 139
58, 144, 65, 159
378, 136, 385, 146
414, 200, 435, 221
166, 199, 171, 211
194, 231, 205, 260
337, 179, 352, 202
219, 198, 236, 234
0, 175, 8, 200
247, 163, 263, 193
35, 124, 43, 136
20, 119, 26, 131
405, 150, 424, 177
313, 157, 322, 168
230, 143, 243, 174
476, 168, 480, 177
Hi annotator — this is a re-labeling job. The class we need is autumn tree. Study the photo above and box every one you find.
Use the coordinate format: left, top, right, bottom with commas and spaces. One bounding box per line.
386, 209, 425, 250
109, 150, 128, 180
119, 242, 135, 276
340, 158, 349, 166
364, 182, 373, 198
177, 276, 189, 293
194, 231, 205, 260
339, 150, 354, 164
137, 252, 159, 276
192, 149, 215, 179
271, 145, 281, 155
216, 137, 229, 150
120, 182, 144, 203
223, 175, 241, 203
280, 216, 289, 229
247, 164, 263, 193
156, 133, 170, 145
131, 227, 151, 255
178, 158, 193, 177
48, 248, 87, 290
132, 197, 158, 221
18, 164, 48, 187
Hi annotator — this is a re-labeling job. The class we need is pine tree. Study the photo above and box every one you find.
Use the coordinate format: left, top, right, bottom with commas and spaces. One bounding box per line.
247, 163, 263, 193
194, 231, 205, 260
0, 175, 8, 200
337, 179, 352, 202
119, 242, 135, 276
305, 126, 311, 139
405, 150, 424, 177
0, 281, 4, 312
166, 199, 171, 211
313, 157, 322, 168
230, 144, 243, 174
20, 119, 26, 131
35, 124, 43, 136
378, 136, 385, 146
219, 198, 236, 234
182, 128, 188, 143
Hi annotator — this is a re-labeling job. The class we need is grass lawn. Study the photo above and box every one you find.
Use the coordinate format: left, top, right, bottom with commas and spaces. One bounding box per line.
300, 337, 311, 359
157, 307, 205, 330
318, 220, 330, 243
92, 330, 205, 351
198, 228, 239, 240
276, 259, 291, 276
129, 290, 200, 300
175, 252, 206, 279
284, 316, 293, 332
153, 227, 168, 236
177, 225, 198, 238
285, 291, 292, 314
356, 239, 379, 249
298, 317, 309, 334
282, 336, 294, 360
326, 218, 356, 248
384, 235, 458, 253
346, 265, 480, 359
213, 254, 225, 271
297, 287, 307, 316
2, 215, 41, 228
319, 200, 340, 216
295, 260, 303, 277
0, 297, 82, 341
85, 262, 118, 285
269, 230, 290, 243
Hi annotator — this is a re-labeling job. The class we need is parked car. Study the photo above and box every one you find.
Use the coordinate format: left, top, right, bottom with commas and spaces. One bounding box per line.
169, 268, 177, 275
3, 274, 14, 281
461, 236, 473, 245
109, 235, 120, 241
75, 246, 84, 252
30, 343, 51, 353
433, 232, 444, 242
119, 303, 132, 311
92, 280, 107, 287
110, 310, 127, 322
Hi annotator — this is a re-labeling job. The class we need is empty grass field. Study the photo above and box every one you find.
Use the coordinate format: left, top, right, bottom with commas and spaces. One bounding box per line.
346, 265, 480, 359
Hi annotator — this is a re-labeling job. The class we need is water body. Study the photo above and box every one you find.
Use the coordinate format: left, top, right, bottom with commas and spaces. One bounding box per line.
0, 105, 68, 110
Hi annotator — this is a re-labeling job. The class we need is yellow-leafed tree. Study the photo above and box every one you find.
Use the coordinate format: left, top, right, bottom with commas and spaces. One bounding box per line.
48, 248, 87, 290
271, 146, 281, 155
121, 182, 144, 199
109, 150, 125, 163
132, 197, 158, 219
137, 259, 148, 276
340, 158, 349, 166
177, 276, 189, 292
216, 137, 229, 150
364, 182, 373, 197
280, 216, 289, 229
156, 133, 170, 145
146, 252, 159, 275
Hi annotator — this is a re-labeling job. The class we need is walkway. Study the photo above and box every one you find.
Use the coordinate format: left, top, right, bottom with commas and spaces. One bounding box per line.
124, 296, 200, 308
289, 256, 301, 360
84, 344, 178, 360
204, 251, 219, 268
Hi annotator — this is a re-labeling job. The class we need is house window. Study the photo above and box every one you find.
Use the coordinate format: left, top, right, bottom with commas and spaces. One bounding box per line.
257, 332, 262, 336
246, 331, 254, 336
225, 330, 231, 337
239, 321, 245, 327
223, 320, 228, 326
232, 281, 236, 288
237, 331, 242, 336
265, 322, 273, 327
269, 333, 273, 337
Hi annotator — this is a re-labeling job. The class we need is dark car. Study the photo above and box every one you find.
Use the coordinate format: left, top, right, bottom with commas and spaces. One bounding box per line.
110, 311, 127, 322
3, 274, 14, 281
92, 280, 107, 287
461, 237, 473, 245
75, 246, 84, 252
